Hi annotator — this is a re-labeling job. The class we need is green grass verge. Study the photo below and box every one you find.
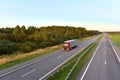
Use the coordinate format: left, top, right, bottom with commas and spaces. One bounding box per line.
108, 33, 120, 48
47, 36, 101, 80
77, 36, 92, 42
0, 47, 59, 70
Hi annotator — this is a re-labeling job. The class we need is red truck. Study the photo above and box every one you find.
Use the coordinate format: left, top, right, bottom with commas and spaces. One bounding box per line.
63, 39, 77, 51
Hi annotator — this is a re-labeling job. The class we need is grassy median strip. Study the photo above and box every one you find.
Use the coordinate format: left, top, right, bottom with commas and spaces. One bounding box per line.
47, 36, 101, 80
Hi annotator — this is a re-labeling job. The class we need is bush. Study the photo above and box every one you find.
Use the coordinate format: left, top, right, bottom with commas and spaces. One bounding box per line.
0, 40, 17, 55
38, 42, 49, 48
18, 41, 38, 52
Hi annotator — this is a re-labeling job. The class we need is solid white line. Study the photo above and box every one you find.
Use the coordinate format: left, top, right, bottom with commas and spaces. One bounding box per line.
105, 51, 106, 55
39, 40, 94, 80
57, 55, 63, 59
105, 60, 106, 65
80, 37, 102, 80
21, 69, 36, 77
108, 37, 120, 62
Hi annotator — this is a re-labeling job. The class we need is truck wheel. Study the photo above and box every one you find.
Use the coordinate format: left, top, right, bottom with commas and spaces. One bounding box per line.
67, 48, 69, 51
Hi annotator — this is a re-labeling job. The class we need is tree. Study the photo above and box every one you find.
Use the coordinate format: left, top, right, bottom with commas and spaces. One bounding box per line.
13, 25, 20, 42
20, 25, 26, 42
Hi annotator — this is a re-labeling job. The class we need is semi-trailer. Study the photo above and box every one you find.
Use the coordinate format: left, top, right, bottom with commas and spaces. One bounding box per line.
63, 39, 77, 51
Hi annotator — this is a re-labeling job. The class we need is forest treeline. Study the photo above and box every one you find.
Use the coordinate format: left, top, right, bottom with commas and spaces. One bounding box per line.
0, 25, 100, 55
107, 32, 120, 34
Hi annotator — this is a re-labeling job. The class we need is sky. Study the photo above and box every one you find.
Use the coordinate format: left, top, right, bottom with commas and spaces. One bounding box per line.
0, 0, 120, 31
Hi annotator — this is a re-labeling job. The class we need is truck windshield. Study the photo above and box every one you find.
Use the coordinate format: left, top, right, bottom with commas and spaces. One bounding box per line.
64, 44, 68, 46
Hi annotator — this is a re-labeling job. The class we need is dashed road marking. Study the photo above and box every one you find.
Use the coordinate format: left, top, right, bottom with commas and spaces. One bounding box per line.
57, 55, 63, 59
21, 69, 36, 77
105, 51, 106, 55
105, 60, 106, 65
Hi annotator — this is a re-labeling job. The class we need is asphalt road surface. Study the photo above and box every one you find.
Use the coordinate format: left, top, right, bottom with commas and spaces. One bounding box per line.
78, 34, 120, 80
0, 36, 99, 80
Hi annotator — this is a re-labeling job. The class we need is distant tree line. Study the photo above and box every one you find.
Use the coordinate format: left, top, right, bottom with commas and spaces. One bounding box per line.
0, 25, 100, 55
107, 31, 120, 34
87, 30, 100, 36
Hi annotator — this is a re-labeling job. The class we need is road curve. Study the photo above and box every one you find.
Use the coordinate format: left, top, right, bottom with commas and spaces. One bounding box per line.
0, 35, 99, 80
78, 34, 120, 80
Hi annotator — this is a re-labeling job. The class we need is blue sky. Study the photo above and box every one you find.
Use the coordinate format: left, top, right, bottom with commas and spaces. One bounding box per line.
0, 0, 120, 31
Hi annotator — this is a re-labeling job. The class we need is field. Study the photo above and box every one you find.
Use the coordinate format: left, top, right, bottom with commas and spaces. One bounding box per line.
109, 33, 120, 48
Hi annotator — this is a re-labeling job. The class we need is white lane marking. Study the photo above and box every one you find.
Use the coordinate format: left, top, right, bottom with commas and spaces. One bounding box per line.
80, 37, 102, 80
105, 60, 106, 65
57, 55, 63, 59
105, 51, 106, 55
21, 69, 36, 77
108, 37, 120, 62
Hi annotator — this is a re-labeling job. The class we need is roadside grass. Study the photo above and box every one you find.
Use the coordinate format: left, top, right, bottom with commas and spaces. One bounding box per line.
0, 45, 60, 70
108, 34, 120, 48
48, 60, 77, 80
47, 36, 101, 80
0, 36, 94, 71
77, 36, 92, 42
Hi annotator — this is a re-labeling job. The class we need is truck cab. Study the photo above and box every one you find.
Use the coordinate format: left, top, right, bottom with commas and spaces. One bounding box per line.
63, 41, 70, 51
63, 39, 77, 51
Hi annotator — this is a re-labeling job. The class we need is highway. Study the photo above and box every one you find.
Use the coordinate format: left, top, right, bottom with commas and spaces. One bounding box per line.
0, 36, 99, 80
78, 34, 120, 80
